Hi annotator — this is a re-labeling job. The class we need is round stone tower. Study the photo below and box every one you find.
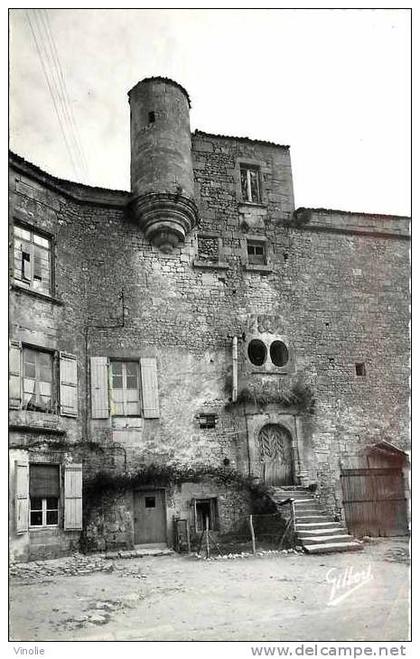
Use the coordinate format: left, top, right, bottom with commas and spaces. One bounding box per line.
128, 77, 198, 253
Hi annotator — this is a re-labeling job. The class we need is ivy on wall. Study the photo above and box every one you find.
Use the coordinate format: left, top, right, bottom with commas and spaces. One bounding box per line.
83, 463, 270, 499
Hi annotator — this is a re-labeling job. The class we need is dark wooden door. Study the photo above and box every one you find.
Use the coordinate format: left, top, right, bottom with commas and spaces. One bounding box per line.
258, 424, 293, 486
133, 490, 167, 544
341, 468, 408, 537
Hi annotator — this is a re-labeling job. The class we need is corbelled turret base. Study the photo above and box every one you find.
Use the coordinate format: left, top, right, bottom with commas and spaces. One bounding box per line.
131, 192, 198, 253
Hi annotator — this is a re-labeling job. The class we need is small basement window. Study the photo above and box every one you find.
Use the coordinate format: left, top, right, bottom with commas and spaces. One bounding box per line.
355, 362, 366, 377
199, 413, 216, 429
248, 339, 267, 366
194, 498, 218, 532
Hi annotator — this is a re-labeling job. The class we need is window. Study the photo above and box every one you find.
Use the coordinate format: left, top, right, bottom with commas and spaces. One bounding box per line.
110, 360, 141, 416
199, 413, 216, 429
194, 498, 218, 532
29, 464, 60, 527
13, 225, 52, 295
247, 240, 266, 266
248, 339, 267, 366
145, 496, 156, 508
23, 347, 54, 412
355, 362, 366, 377
148, 111, 155, 123
270, 341, 289, 367
9, 343, 78, 416
240, 165, 261, 203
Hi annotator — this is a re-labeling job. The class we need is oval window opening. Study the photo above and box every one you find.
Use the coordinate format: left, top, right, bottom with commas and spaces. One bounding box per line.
248, 339, 267, 366
270, 341, 289, 367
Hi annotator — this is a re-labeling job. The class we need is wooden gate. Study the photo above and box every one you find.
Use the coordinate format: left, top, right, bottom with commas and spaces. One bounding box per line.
341, 468, 408, 537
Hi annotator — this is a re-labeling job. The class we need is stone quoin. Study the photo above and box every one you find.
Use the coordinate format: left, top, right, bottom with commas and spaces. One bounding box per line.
9, 77, 410, 562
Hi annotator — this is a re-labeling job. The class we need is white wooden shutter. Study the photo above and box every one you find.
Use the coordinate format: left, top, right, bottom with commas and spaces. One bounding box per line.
90, 356, 109, 418
9, 340, 22, 409
64, 463, 83, 530
140, 357, 160, 418
15, 460, 29, 534
59, 352, 78, 417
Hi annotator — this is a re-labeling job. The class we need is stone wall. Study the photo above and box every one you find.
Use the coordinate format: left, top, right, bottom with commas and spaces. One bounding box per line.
9, 124, 410, 558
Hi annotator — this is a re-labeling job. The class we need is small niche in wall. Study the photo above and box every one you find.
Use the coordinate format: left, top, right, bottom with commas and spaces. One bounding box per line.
148, 111, 156, 124
355, 362, 366, 377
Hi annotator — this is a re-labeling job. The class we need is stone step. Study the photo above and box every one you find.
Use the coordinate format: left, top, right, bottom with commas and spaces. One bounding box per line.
297, 527, 349, 537
303, 541, 364, 554
295, 515, 335, 522
295, 521, 344, 529
298, 534, 355, 545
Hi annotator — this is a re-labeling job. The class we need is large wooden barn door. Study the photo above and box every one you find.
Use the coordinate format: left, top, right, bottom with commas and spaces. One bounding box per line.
258, 424, 293, 486
341, 468, 408, 537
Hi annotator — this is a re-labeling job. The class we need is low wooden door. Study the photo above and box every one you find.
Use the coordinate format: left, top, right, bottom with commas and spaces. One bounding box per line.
258, 424, 293, 486
341, 468, 408, 537
133, 490, 167, 545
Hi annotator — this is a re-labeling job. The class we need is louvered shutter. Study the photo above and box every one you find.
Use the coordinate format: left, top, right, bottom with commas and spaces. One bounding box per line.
90, 356, 109, 418
59, 352, 78, 417
64, 464, 83, 530
140, 357, 160, 418
15, 460, 29, 534
9, 340, 22, 409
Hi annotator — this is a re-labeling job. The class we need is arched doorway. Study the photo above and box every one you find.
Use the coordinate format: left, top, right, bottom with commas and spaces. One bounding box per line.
258, 424, 294, 486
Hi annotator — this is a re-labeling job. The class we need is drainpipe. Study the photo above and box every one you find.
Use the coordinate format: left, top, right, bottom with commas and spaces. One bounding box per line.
232, 336, 238, 403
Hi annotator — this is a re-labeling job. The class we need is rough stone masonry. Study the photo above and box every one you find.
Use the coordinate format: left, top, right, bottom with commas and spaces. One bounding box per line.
9, 76, 410, 562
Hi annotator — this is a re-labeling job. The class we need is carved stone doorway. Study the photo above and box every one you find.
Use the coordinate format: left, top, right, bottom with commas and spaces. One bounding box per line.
258, 424, 294, 486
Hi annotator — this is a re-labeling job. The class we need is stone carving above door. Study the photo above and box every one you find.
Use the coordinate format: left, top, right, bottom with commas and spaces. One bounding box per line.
248, 314, 284, 335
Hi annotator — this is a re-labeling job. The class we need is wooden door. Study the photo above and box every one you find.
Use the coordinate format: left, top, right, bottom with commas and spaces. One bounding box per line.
341, 468, 408, 537
133, 490, 167, 545
258, 424, 293, 486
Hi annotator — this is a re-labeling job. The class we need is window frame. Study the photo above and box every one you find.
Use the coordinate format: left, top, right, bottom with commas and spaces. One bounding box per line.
110, 359, 141, 417
13, 222, 54, 296
29, 463, 61, 529
193, 232, 228, 270
240, 164, 262, 204
194, 497, 219, 532
21, 345, 56, 413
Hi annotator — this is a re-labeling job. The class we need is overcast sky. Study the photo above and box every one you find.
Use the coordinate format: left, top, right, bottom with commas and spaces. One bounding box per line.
9, 8, 410, 216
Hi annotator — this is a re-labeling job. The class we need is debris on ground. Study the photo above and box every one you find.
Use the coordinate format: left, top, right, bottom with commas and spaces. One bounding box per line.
9, 553, 114, 583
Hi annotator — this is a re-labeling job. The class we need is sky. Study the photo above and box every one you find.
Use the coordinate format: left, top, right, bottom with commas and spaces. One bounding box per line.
9, 8, 411, 216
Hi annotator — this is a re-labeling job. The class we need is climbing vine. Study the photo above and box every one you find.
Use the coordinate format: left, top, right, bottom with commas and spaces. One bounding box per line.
83, 463, 270, 499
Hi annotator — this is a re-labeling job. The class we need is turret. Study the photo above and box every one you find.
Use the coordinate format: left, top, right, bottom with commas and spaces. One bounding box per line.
128, 77, 198, 253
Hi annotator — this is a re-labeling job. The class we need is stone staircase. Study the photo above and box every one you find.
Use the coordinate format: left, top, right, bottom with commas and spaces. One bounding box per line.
268, 486, 363, 554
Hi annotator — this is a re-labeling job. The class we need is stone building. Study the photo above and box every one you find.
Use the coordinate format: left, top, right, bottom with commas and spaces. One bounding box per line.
9, 77, 410, 562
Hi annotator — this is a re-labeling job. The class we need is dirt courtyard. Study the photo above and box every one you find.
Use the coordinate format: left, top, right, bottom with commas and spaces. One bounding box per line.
9, 538, 410, 642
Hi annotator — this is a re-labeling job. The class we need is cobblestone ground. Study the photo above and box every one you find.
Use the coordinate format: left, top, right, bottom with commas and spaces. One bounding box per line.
9, 538, 410, 642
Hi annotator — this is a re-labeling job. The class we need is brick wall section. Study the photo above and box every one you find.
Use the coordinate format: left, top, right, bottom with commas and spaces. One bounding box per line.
9, 137, 410, 555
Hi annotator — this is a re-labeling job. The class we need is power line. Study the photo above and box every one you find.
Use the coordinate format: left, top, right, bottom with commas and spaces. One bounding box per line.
37, 9, 89, 177
25, 9, 88, 182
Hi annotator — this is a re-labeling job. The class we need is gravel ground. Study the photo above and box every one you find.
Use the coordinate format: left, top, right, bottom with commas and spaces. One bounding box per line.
9, 538, 410, 642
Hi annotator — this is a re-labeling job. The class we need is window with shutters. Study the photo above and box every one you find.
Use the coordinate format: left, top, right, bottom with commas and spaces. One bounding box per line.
13, 224, 52, 295
29, 464, 60, 527
90, 356, 159, 419
110, 360, 141, 416
9, 342, 78, 416
23, 347, 54, 412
